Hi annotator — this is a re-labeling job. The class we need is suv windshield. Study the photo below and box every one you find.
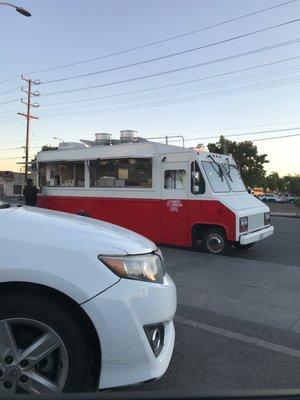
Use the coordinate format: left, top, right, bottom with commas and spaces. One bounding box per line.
202, 161, 230, 193
221, 163, 246, 192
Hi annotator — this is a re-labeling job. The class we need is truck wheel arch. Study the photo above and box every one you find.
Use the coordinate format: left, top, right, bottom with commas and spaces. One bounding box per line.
191, 223, 229, 247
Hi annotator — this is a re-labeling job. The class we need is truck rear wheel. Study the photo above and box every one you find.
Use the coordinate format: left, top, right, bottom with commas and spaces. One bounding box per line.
202, 228, 229, 255
234, 242, 255, 250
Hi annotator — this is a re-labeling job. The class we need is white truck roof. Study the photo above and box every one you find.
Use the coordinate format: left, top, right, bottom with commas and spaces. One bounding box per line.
37, 140, 236, 165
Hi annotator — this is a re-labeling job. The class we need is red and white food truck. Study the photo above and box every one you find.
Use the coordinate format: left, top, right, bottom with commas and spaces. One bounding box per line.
36, 130, 274, 254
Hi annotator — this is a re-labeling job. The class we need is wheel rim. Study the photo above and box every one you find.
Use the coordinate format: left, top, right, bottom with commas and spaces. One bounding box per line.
0, 318, 69, 395
206, 233, 224, 254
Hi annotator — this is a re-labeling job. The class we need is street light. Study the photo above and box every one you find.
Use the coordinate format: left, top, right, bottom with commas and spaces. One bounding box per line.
0, 2, 31, 17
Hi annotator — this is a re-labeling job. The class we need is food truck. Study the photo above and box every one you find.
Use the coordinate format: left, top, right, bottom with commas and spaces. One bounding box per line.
36, 130, 274, 254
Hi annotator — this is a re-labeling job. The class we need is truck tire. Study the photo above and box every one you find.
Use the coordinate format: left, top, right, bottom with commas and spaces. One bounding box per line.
202, 228, 229, 255
0, 291, 98, 394
234, 242, 255, 250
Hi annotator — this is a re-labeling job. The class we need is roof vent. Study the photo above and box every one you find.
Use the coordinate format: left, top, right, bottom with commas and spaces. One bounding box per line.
120, 130, 138, 143
95, 132, 111, 145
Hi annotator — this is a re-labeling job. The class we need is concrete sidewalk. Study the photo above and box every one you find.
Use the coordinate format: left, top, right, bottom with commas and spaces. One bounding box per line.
163, 247, 300, 333
269, 203, 300, 218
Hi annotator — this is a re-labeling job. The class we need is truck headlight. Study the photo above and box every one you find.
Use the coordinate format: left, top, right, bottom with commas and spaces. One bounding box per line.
239, 216, 248, 233
264, 212, 271, 225
99, 253, 165, 284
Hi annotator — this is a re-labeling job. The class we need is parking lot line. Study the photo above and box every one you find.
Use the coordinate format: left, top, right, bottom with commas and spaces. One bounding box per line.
176, 316, 300, 359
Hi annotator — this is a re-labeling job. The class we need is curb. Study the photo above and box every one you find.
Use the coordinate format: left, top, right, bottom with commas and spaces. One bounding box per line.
271, 212, 300, 218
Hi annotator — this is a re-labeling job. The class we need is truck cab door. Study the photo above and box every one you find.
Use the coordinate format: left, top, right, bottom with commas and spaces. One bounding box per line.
161, 162, 189, 246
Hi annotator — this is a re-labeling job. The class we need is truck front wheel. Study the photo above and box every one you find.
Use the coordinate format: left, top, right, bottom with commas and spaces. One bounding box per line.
202, 228, 229, 255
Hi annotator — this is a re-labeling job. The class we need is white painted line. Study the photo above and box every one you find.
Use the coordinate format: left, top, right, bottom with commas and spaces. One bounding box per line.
176, 316, 300, 359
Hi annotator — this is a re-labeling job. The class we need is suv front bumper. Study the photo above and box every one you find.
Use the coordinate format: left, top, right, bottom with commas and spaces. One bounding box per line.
81, 273, 176, 389
240, 225, 274, 245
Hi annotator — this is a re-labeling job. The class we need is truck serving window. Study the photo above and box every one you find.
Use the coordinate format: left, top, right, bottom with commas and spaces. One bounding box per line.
202, 161, 230, 193
90, 158, 152, 188
48, 162, 84, 187
222, 164, 246, 192
164, 170, 186, 189
191, 161, 205, 194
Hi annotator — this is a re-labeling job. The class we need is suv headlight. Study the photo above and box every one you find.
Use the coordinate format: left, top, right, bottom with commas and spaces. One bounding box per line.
239, 216, 248, 233
99, 253, 165, 284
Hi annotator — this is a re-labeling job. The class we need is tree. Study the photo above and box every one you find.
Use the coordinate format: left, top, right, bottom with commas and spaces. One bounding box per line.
263, 172, 285, 193
41, 145, 58, 151
207, 135, 269, 188
282, 174, 300, 196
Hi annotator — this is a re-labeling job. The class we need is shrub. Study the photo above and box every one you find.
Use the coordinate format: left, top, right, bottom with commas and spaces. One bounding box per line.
294, 198, 300, 209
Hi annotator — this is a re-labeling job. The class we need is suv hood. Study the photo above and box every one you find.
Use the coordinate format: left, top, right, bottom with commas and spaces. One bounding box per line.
0, 206, 156, 255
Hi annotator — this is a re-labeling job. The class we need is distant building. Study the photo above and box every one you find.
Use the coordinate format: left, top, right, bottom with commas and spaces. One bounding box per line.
0, 171, 36, 197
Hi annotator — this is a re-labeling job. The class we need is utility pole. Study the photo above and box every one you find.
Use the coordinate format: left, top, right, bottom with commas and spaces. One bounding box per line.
17, 75, 40, 182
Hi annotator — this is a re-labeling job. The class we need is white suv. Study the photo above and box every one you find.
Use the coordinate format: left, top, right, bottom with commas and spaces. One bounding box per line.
0, 202, 176, 394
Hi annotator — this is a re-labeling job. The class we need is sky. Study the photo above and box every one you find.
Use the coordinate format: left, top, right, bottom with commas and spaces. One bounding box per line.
0, 0, 300, 176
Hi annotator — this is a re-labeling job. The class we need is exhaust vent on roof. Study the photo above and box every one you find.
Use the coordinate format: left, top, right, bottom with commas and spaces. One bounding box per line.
120, 130, 138, 143
95, 132, 111, 145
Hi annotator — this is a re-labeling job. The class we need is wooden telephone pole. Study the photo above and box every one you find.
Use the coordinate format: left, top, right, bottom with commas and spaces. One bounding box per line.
17, 75, 40, 182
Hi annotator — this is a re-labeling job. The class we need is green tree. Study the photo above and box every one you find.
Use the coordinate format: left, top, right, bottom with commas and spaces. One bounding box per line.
283, 175, 300, 196
41, 145, 58, 151
263, 172, 284, 193
207, 135, 269, 188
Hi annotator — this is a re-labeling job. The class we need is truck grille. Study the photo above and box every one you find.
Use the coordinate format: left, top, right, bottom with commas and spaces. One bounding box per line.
248, 213, 265, 232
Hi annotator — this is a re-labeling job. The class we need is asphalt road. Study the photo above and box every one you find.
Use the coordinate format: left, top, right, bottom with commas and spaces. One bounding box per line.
132, 216, 300, 393
229, 216, 300, 267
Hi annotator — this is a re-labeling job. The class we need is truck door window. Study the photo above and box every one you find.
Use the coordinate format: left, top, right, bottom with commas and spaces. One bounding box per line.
164, 170, 186, 189
191, 161, 205, 194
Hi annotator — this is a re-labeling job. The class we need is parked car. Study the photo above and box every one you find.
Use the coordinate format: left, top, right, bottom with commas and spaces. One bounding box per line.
0, 202, 176, 394
279, 193, 295, 204
258, 193, 283, 203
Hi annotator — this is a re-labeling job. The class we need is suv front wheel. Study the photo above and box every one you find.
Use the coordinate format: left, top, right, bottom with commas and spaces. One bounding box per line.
0, 290, 98, 395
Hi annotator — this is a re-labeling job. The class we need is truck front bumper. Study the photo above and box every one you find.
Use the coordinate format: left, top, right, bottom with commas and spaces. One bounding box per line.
240, 225, 274, 245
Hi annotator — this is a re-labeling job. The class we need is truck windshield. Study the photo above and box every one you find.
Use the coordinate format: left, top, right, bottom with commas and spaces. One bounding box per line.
222, 164, 246, 192
202, 161, 230, 193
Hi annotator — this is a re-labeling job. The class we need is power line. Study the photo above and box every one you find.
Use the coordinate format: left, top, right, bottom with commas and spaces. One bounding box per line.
0, 147, 23, 152
0, 156, 22, 160
39, 75, 300, 118
0, 109, 21, 115
25, 0, 300, 75
42, 38, 300, 97
172, 127, 300, 143
0, 99, 19, 106
40, 56, 300, 108
42, 18, 300, 85
0, 76, 19, 86
168, 120, 300, 135
0, 88, 19, 96
252, 133, 300, 141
